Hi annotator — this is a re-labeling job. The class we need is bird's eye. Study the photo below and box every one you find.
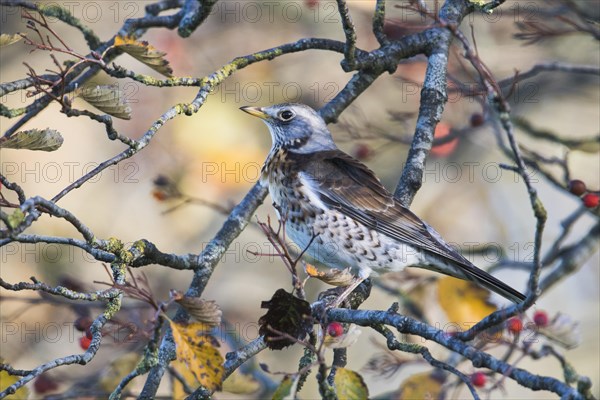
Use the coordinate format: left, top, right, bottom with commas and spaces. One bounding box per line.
278, 110, 295, 121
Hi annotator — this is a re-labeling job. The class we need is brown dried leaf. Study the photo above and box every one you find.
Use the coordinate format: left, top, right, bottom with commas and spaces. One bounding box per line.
258, 289, 312, 350
0, 129, 63, 151
175, 295, 222, 328
170, 321, 224, 392
305, 264, 355, 287
114, 35, 173, 77
77, 85, 132, 119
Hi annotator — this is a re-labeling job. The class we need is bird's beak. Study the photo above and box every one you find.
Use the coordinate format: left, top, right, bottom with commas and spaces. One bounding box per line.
240, 106, 268, 120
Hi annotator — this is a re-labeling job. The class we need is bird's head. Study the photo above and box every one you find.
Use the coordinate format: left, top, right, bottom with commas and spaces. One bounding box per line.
240, 103, 336, 153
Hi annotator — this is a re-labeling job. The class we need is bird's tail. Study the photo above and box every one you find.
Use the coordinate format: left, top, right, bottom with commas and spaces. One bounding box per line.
463, 265, 527, 304
425, 260, 527, 303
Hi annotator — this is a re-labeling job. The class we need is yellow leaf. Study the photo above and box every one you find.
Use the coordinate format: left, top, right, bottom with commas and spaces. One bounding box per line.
438, 277, 496, 324
305, 264, 355, 287
114, 36, 173, 77
397, 372, 443, 399
170, 321, 224, 392
0, 33, 22, 47
333, 368, 369, 400
0, 129, 63, 151
0, 370, 29, 399
222, 369, 261, 394
172, 358, 198, 399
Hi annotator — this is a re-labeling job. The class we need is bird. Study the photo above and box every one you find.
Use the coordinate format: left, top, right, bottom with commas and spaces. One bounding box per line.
241, 103, 526, 305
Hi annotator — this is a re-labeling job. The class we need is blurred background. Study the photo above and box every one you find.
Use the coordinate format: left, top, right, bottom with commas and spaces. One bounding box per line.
1, 0, 598, 398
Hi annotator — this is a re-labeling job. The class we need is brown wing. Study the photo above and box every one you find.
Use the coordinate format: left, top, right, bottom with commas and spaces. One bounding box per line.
291, 149, 473, 268
292, 149, 526, 303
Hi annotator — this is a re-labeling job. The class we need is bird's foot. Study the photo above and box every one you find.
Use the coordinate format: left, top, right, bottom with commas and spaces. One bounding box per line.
318, 277, 372, 309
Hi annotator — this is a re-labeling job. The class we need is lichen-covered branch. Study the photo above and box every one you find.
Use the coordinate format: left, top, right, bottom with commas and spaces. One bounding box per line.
327, 307, 586, 399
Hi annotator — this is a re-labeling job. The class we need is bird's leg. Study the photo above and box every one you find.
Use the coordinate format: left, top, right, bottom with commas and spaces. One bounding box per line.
331, 276, 367, 308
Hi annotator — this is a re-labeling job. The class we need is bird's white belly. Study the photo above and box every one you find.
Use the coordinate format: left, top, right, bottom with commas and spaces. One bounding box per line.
284, 209, 427, 278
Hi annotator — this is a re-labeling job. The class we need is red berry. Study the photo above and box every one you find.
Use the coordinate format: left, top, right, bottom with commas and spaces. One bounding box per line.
583, 193, 599, 208
470, 372, 486, 388
33, 374, 59, 394
568, 179, 587, 196
85, 327, 93, 340
327, 322, 343, 337
470, 113, 485, 127
533, 310, 549, 327
74, 316, 92, 332
507, 317, 523, 334
79, 336, 92, 350
352, 143, 372, 161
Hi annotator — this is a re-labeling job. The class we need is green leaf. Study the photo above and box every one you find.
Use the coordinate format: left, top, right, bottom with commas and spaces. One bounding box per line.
0, 129, 63, 151
272, 376, 299, 400
333, 368, 369, 400
7, 210, 25, 230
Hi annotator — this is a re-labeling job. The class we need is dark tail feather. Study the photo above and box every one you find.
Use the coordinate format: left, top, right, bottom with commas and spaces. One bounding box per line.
463, 264, 526, 304
425, 259, 527, 303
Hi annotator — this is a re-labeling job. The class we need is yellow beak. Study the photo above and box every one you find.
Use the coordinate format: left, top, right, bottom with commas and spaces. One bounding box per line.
240, 106, 269, 120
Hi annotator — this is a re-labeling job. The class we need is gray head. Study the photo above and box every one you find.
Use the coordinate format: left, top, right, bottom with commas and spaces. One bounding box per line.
240, 103, 337, 153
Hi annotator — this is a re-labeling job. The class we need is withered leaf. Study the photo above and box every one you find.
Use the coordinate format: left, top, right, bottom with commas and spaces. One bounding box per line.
76, 85, 132, 120
0, 129, 63, 151
114, 35, 173, 77
175, 294, 222, 328
258, 289, 312, 350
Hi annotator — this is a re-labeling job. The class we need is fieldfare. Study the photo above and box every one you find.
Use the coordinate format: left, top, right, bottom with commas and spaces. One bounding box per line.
241, 103, 526, 304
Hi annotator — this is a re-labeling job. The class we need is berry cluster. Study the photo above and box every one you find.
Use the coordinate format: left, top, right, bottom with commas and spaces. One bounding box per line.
470, 310, 552, 390
568, 179, 599, 208
505, 310, 550, 335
